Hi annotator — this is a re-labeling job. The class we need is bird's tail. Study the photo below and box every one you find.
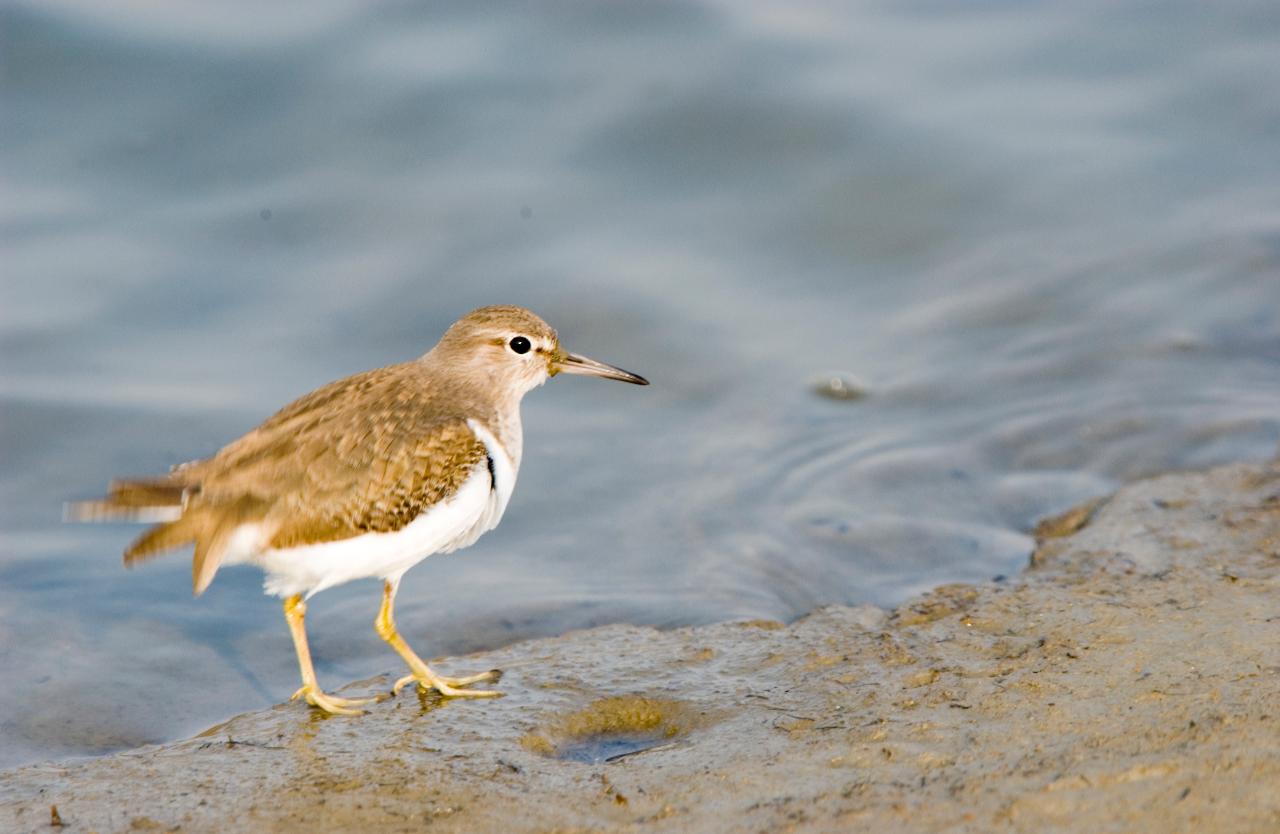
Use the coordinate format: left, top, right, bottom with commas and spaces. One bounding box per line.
66, 477, 200, 568
66, 477, 261, 596
64, 478, 189, 524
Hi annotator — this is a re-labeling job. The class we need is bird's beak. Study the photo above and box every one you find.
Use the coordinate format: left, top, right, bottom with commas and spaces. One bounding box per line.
552, 350, 649, 385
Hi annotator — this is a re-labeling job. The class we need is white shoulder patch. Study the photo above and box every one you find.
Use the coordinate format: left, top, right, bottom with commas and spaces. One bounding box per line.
461, 418, 517, 546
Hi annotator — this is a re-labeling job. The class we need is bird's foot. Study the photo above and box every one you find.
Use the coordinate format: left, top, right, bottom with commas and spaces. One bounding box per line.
291, 685, 377, 716
392, 668, 503, 698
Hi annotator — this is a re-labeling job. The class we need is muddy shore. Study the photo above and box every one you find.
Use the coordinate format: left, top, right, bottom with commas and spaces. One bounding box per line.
2, 460, 1278, 833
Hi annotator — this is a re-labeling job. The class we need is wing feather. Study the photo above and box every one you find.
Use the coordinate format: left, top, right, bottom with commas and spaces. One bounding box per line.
266, 420, 487, 549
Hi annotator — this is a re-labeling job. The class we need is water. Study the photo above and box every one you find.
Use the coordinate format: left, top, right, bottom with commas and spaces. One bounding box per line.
2, 0, 1278, 770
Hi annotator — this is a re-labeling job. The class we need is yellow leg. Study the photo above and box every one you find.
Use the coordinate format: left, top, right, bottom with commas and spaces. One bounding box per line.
375, 580, 503, 698
284, 595, 376, 716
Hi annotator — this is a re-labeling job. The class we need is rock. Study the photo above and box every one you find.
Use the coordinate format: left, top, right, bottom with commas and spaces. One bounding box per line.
812, 373, 869, 401
2, 461, 1278, 833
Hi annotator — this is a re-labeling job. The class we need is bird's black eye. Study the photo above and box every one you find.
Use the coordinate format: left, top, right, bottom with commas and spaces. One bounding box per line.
509, 336, 532, 355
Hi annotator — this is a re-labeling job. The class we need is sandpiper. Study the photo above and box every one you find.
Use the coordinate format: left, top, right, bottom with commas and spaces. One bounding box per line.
70, 305, 648, 714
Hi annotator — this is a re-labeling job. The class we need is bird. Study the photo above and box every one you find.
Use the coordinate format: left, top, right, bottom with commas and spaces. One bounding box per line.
68, 305, 648, 715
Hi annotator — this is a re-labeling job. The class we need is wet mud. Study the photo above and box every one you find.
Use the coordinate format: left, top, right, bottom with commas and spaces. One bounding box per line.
2, 460, 1278, 833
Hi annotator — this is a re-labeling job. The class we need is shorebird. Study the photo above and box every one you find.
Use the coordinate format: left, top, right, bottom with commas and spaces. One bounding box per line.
70, 305, 648, 714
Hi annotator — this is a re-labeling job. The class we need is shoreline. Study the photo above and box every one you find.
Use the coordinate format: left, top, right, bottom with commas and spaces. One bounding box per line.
2, 459, 1278, 833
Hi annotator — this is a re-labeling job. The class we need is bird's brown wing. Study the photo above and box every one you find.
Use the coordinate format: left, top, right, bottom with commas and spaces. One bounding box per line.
120, 362, 489, 594
263, 419, 488, 549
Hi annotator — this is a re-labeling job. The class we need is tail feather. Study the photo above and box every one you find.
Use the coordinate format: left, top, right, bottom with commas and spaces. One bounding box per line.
65, 477, 192, 523
193, 518, 236, 596
192, 496, 267, 596
107, 478, 190, 508
122, 508, 230, 597
70, 478, 262, 598
124, 516, 199, 565
64, 500, 183, 523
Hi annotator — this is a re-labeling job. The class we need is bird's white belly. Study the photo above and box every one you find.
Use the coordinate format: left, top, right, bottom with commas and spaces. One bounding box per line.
235, 420, 516, 599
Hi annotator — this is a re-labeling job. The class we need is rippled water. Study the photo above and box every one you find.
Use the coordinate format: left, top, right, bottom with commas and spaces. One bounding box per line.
2, 0, 1278, 769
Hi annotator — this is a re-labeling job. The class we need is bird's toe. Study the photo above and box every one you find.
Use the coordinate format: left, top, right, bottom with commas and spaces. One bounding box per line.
393, 671, 505, 699
291, 685, 372, 716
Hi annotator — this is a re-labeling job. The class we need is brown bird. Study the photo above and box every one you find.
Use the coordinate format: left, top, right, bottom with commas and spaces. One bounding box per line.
69, 305, 648, 714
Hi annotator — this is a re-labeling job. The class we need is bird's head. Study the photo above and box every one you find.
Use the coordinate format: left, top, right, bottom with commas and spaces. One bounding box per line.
430, 305, 648, 400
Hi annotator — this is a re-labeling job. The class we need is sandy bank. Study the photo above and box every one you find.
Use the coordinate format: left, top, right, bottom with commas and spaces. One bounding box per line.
2, 460, 1278, 833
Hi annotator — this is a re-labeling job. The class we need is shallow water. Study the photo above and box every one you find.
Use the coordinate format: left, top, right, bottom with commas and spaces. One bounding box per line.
1, 0, 1278, 769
